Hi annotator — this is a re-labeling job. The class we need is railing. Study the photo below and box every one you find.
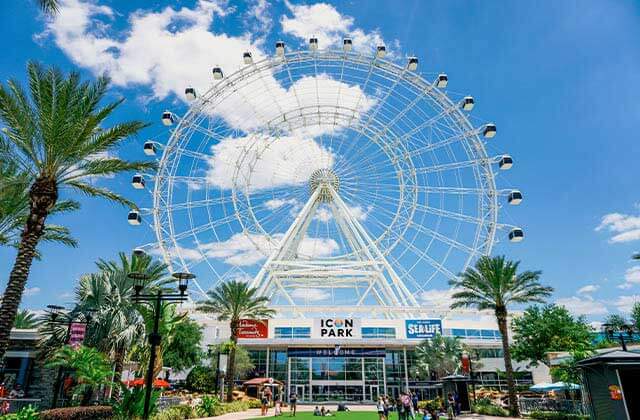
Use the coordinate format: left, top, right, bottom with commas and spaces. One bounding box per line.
0, 398, 42, 414
518, 397, 586, 415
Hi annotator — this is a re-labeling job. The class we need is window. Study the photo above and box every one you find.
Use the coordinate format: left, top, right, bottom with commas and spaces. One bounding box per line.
480, 330, 495, 339
466, 329, 481, 338
362, 327, 396, 339
274, 327, 311, 339
452, 328, 466, 338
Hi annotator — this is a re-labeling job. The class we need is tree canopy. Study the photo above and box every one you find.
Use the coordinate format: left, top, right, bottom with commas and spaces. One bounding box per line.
511, 304, 594, 367
163, 317, 204, 372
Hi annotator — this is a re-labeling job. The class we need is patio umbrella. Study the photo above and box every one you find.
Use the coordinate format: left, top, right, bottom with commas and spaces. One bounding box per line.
529, 382, 555, 392
549, 382, 580, 390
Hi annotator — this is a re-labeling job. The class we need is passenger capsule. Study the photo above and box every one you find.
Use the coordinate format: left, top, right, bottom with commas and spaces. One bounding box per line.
436, 74, 448, 88
483, 123, 497, 139
184, 87, 196, 101
509, 228, 524, 242
161, 111, 175, 126
508, 190, 523, 205
212, 67, 224, 80
499, 155, 513, 170
243, 52, 253, 64
309, 37, 318, 51
275, 41, 285, 56
408, 57, 419, 71
461, 96, 475, 111
143, 141, 156, 156
127, 210, 142, 226
343, 38, 352, 52
131, 174, 145, 189
376, 45, 386, 58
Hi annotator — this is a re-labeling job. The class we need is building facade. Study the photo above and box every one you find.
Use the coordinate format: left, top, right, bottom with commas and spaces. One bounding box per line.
201, 317, 550, 402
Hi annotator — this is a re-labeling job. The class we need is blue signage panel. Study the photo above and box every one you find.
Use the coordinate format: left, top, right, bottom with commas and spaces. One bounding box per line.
405, 319, 443, 339
287, 348, 385, 358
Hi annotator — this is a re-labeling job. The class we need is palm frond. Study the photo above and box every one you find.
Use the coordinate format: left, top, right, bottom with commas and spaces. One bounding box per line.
66, 181, 137, 208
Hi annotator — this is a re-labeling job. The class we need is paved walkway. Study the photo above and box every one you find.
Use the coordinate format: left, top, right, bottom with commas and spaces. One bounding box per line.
195, 406, 519, 420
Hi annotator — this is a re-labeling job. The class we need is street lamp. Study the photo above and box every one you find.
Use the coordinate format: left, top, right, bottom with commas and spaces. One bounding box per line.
46, 305, 94, 408
129, 271, 194, 420
461, 350, 479, 403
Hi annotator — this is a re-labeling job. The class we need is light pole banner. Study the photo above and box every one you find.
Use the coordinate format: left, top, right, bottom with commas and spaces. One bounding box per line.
68, 322, 87, 347
313, 318, 361, 339
405, 319, 442, 339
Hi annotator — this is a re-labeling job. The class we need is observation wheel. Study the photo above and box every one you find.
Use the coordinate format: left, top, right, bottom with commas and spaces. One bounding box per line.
132, 40, 523, 318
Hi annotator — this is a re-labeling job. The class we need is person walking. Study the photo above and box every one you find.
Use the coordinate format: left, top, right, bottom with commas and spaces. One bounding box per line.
289, 390, 298, 416
260, 388, 269, 416
377, 396, 387, 420
446, 393, 455, 419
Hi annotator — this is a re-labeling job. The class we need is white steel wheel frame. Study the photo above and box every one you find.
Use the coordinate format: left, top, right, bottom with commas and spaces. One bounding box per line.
145, 48, 516, 317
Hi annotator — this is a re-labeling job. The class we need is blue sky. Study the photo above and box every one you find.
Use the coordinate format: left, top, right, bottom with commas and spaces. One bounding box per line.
1, 0, 640, 319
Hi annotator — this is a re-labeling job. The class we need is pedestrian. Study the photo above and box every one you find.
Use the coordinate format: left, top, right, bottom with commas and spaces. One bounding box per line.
261, 388, 269, 416
377, 396, 386, 420
453, 391, 460, 416
289, 390, 298, 416
446, 393, 455, 419
275, 399, 282, 416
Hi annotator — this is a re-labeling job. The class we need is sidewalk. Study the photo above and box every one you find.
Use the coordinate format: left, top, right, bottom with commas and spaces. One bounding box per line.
195, 406, 519, 420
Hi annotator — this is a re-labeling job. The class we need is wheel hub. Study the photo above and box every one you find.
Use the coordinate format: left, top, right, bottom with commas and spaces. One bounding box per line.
309, 168, 340, 202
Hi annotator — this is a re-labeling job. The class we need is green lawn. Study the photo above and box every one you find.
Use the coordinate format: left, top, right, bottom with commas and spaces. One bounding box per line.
249, 411, 447, 420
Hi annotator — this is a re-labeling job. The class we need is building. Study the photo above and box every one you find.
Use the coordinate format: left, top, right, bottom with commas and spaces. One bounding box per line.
201, 316, 550, 403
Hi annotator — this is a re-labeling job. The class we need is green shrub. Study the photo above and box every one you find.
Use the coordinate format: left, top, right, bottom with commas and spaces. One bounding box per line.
196, 395, 220, 417
185, 366, 216, 393
472, 401, 509, 417
5, 405, 39, 420
417, 398, 444, 411
112, 384, 160, 419
39, 406, 113, 420
151, 404, 197, 420
247, 399, 263, 409
528, 411, 589, 420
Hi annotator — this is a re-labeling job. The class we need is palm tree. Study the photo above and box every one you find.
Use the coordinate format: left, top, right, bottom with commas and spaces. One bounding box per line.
449, 255, 552, 417
0, 62, 153, 361
76, 253, 168, 392
414, 334, 465, 379
37, 0, 59, 15
197, 281, 275, 401
13, 309, 39, 329
0, 148, 77, 252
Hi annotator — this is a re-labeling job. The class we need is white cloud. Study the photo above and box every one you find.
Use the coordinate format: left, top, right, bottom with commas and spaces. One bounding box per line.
290, 287, 330, 302
265, 198, 299, 210
313, 204, 370, 223
281, 1, 387, 53
48, 0, 260, 103
614, 295, 640, 313
206, 132, 335, 191
577, 284, 600, 295
418, 288, 457, 313
617, 265, 640, 290
24, 287, 41, 297
555, 295, 608, 316
596, 212, 640, 243
193, 232, 339, 266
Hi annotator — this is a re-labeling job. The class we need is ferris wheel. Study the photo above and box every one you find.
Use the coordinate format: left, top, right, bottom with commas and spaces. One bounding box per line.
129, 38, 524, 318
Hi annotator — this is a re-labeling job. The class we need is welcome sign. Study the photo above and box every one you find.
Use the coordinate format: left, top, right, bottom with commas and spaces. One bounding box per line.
313, 318, 361, 339
405, 319, 442, 339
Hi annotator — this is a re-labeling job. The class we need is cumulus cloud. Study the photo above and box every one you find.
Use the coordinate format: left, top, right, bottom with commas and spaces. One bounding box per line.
614, 295, 640, 313
24, 287, 41, 297
577, 284, 600, 295
617, 265, 640, 290
290, 287, 330, 302
312, 204, 369, 223
596, 212, 640, 243
418, 288, 457, 313
281, 1, 388, 53
265, 198, 300, 210
556, 295, 608, 316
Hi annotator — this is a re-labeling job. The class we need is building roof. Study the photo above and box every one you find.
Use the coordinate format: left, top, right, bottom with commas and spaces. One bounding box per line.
577, 350, 640, 367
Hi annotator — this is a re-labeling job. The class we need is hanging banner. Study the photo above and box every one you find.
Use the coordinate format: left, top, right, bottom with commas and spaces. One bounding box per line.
68, 323, 86, 347
405, 319, 442, 339
313, 318, 361, 339
237, 319, 269, 339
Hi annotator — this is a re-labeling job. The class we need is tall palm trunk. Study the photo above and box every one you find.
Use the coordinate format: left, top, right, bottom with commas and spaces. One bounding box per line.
496, 306, 519, 417
0, 177, 57, 360
112, 344, 126, 399
225, 320, 238, 402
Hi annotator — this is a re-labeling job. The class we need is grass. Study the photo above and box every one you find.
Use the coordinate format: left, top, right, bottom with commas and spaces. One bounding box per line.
249, 411, 448, 420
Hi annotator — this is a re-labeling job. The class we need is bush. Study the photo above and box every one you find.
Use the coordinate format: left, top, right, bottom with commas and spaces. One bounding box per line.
5, 405, 39, 420
185, 366, 216, 393
529, 411, 589, 420
417, 398, 443, 411
112, 384, 160, 419
151, 404, 197, 420
39, 406, 113, 420
472, 399, 509, 417
197, 395, 220, 417
247, 399, 263, 409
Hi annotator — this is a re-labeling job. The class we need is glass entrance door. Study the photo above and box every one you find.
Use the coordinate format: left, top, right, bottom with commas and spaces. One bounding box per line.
295, 385, 306, 402
365, 385, 379, 401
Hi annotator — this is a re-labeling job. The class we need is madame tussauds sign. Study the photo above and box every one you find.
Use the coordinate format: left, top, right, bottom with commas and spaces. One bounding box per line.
313, 318, 361, 339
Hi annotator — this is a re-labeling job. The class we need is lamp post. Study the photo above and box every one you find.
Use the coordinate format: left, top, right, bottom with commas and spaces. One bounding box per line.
602, 323, 635, 352
47, 305, 94, 408
461, 350, 478, 403
129, 271, 194, 420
